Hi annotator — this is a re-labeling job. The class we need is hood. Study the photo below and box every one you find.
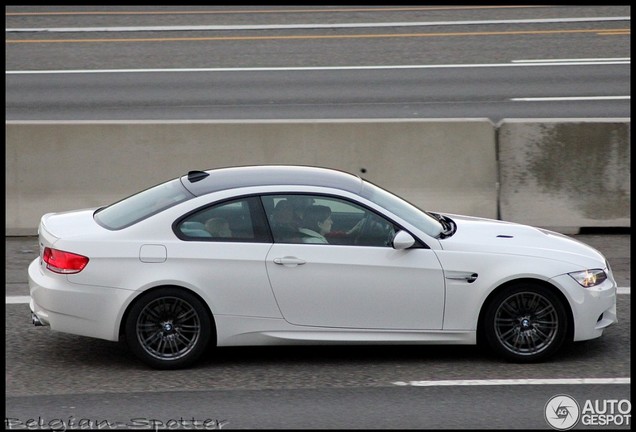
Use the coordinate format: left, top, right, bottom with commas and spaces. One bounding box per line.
439, 214, 607, 268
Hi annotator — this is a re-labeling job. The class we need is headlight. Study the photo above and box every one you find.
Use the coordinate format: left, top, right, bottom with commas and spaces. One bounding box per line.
568, 269, 607, 287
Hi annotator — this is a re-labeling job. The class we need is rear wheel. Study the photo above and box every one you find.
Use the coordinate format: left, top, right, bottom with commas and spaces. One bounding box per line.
483, 284, 568, 362
125, 288, 212, 369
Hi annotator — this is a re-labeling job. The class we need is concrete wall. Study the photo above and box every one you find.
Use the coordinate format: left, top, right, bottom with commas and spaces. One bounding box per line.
6, 119, 498, 235
498, 119, 630, 233
5, 119, 630, 236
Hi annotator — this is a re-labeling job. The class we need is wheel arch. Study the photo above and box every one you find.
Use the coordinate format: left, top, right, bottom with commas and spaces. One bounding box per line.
118, 284, 217, 346
476, 278, 574, 345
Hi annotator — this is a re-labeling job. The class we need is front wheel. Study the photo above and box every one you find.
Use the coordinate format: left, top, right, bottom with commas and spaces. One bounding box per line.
483, 284, 568, 362
125, 288, 212, 369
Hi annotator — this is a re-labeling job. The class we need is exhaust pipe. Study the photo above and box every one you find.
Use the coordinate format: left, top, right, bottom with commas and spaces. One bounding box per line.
31, 312, 45, 327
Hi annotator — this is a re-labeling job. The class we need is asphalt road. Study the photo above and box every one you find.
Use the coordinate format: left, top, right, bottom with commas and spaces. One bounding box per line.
5, 5, 630, 121
5, 64, 630, 122
5, 5, 630, 69
5, 235, 631, 429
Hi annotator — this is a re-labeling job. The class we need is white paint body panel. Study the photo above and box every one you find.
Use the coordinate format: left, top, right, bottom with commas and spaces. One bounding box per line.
266, 243, 444, 329
28, 166, 617, 353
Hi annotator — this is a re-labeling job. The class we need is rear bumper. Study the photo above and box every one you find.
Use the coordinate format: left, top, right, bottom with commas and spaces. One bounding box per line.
28, 258, 133, 341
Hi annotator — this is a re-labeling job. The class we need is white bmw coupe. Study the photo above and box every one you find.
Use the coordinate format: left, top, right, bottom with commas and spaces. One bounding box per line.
29, 166, 617, 369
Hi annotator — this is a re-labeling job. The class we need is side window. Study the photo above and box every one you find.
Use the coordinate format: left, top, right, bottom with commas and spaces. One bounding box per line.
262, 194, 397, 247
176, 196, 271, 242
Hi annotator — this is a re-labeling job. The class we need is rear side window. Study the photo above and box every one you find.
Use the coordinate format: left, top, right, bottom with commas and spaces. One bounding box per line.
175, 196, 271, 242
95, 179, 193, 230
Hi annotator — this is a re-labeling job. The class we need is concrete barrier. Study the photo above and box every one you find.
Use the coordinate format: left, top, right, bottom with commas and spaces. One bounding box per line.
6, 119, 498, 235
498, 119, 630, 234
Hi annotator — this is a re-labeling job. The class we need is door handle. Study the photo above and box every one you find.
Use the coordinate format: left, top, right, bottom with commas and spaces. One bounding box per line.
273, 257, 306, 266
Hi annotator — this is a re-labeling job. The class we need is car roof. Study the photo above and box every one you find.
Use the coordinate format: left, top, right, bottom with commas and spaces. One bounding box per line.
179, 165, 365, 197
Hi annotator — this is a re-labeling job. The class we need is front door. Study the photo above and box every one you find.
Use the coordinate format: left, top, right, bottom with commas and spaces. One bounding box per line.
263, 194, 445, 330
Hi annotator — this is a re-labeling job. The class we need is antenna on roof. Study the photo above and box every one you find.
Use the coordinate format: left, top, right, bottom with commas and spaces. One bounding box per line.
187, 170, 210, 183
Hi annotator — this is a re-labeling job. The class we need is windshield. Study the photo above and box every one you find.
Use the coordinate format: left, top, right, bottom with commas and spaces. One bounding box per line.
360, 181, 443, 238
94, 178, 193, 230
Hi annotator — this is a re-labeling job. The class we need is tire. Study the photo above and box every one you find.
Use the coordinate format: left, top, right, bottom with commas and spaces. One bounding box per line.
125, 287, 212, 369
483, 283, 568, 362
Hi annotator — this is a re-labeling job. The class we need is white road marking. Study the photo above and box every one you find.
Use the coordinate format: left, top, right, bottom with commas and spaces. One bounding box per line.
513, 58, 630, 63
511, 96, 630, 101
4, 58, 631, 75
393, 377, 631, 386
5, 16, 630, 33
6, 295, 31, 304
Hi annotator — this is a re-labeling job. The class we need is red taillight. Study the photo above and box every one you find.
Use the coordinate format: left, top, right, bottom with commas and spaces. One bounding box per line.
42, 247, 89, 274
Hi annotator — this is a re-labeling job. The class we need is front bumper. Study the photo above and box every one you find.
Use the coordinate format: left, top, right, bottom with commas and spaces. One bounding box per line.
551, 272, 618, 342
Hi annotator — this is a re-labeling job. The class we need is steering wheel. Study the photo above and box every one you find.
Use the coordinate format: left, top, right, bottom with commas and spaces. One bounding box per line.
354, 214, 395, 246
353, 215, 371, 246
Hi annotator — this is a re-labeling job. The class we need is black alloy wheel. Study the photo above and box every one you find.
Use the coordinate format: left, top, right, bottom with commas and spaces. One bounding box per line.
483, 283, 568, 362
126, 287, 212, 369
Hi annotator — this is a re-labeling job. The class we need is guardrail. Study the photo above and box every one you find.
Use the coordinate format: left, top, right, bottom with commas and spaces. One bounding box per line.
5, 118, 630, 235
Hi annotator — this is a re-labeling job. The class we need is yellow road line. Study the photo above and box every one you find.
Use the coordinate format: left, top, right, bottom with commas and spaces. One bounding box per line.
6, 28, 630, 44
597, 31, 630, 35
